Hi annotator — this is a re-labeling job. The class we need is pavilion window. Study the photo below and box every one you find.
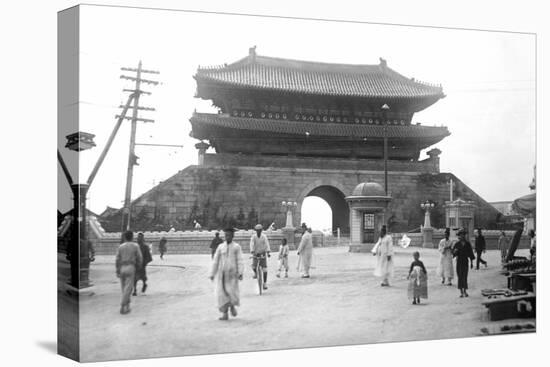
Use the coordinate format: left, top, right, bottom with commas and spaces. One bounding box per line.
231, 98, 241, 109
243, 98, 255, 110
269, 103, 281, 112
303, 102, 316, 115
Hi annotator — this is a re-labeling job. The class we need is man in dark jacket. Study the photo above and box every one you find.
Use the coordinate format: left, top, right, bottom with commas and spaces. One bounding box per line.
474, 228, 487, 269
452, 228, 475, 297
134, 232, 153, 295
210, 232, 224, 259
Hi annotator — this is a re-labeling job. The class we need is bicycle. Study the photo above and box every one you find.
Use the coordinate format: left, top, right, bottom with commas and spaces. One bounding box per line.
251, 253, 268, 295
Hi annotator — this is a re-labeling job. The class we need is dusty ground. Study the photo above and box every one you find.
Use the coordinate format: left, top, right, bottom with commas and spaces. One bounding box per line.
77, 246, 534, 362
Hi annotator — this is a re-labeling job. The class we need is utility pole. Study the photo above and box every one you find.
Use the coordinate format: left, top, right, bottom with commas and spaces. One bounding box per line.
119, 61, 159, 232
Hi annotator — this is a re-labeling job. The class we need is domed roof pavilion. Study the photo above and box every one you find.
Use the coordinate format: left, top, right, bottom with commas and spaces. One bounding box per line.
346, 182, 392, 252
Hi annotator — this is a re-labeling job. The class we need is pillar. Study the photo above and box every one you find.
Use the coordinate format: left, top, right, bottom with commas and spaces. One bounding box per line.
422, 227, 434, 248
282, 227, 297, 250
195, 142, 210, 166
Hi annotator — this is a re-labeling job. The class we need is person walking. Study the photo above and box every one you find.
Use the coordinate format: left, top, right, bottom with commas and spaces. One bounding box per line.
115, 231, 143, 315
407, 251, 428, 305
373, 225, 394, 286
297, 223, 313, 278
134, 232, 153, 295
250, 224, 271, 290
276, 238, 290, 278
437, 228, 454, 285
474, 228, 487, 269
497, 231, 509, 263
452, 228, 475, 297
158, 237, 167, 260
210, 232, 224, 259
209, 227, 244, 321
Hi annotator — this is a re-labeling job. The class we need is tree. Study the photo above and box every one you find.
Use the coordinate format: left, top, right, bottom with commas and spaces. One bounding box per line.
236, 207, 246, 228
247, 207, 259, 229
187, 199, 200, 227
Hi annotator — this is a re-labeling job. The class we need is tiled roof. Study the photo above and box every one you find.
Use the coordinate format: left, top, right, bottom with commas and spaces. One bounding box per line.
195, 53, 445, 99
190, 113, 450, 139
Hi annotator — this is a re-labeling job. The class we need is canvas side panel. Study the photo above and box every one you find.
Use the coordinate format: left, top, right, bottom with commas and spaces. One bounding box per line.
57, 5, 80, 362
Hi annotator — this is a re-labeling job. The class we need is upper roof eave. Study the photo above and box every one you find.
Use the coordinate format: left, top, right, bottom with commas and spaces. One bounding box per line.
190, 113, 451, 140
194, 53, 445, 100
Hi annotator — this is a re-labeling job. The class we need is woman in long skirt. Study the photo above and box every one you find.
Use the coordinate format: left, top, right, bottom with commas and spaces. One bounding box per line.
407, 251, 428, 304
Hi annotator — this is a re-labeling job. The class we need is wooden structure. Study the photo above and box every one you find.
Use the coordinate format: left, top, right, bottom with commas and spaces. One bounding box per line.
191, 47, 449, 161
482, 293, 536, 321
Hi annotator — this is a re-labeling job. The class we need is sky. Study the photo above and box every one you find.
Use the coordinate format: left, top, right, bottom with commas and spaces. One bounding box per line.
58, 5, 536, 228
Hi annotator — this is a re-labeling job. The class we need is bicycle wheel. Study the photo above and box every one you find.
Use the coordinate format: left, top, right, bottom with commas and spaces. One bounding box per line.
257, 264, 263, 295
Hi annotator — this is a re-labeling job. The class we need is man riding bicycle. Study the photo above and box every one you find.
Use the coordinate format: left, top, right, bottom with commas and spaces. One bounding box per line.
250, 224, 271, 290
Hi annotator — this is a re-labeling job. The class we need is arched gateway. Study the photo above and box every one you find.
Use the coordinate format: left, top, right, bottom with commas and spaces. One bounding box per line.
122, 50, 501, 234
298, 180, 349, 234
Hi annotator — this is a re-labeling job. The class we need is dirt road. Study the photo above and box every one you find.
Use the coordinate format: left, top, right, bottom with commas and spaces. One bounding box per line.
77, 246, 533, 362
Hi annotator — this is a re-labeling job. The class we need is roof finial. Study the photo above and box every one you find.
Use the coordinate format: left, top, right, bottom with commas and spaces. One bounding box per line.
379, 57, 387, 69
249, 46, 257, 63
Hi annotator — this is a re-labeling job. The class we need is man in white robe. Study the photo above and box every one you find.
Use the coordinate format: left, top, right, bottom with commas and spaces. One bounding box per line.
437, 227, 454, 285
373, 225, 394, 286
209, 228, 244, 321
297, 223, 313, 278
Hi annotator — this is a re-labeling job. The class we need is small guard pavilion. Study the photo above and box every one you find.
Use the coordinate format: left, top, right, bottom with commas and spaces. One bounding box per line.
346, 182, 392, 252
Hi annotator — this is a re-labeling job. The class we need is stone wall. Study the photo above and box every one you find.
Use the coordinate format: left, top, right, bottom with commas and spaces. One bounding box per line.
118, 160, 501, 235
204, 153, 439, 173
90, 228, 528, 256
92, 229, 340, 256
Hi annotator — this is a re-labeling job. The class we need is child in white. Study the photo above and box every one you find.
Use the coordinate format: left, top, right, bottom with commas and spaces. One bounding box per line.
276, 238, 290, 278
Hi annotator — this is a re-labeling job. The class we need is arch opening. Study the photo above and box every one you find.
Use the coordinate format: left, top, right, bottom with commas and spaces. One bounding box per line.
301, 185, 349, 235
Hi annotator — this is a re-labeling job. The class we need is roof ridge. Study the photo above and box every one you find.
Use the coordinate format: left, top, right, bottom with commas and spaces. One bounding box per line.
198, 53, 385, 73
254, 54, 382, 70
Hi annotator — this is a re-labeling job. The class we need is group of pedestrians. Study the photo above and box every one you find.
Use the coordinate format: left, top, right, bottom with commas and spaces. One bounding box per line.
208, 222, 314, 321
115, 231, 165, 315
373, 225, 497, 304
115, 223, 530, 319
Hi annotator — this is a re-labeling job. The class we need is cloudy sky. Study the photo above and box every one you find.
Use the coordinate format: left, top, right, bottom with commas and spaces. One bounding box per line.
58, 5, 535, 227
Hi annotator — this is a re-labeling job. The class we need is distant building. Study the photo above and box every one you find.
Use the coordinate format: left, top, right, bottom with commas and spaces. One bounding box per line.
490, 201, 515, 216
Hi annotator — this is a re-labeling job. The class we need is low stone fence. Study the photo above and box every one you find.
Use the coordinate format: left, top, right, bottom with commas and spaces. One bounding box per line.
391, 229, 531, 250
70, 227, 528, 256
92, 229, 347, 256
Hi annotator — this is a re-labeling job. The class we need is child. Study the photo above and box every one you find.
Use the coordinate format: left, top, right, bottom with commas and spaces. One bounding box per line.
276, 238, 290, 278
407, 251, 428, 304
